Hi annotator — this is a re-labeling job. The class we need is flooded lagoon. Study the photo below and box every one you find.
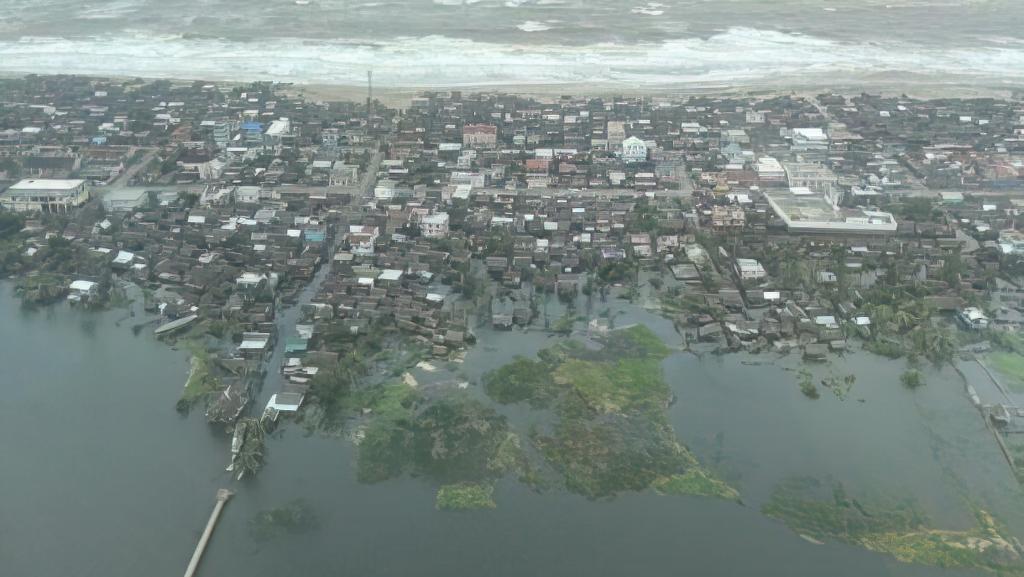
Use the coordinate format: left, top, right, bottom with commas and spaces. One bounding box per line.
0, 281, 1018, 576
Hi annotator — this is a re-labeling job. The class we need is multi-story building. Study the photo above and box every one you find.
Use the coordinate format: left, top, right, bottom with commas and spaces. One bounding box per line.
463, 124, 497, 149
0, 178, 88, 213
419, 212, 450, 238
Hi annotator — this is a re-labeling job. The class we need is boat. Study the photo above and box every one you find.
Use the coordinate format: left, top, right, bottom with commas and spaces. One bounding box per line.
967, 385, 981, 407
154, 314, 199, 336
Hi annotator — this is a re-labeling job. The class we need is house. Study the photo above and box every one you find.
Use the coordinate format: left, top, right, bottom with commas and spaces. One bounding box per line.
102, 188, 148, 212
67, 279, 99, 302
491, 297, 514, 329
957, 307, 990, 330
264, 392, 304, 415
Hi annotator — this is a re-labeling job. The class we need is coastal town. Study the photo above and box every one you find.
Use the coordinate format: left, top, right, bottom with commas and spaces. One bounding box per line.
5, 75, 1024, 568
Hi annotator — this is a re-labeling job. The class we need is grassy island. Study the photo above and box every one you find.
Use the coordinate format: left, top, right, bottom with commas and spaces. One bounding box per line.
485, 325, 738, 501
436, 483, 498, 511
763, 477, 1023, 574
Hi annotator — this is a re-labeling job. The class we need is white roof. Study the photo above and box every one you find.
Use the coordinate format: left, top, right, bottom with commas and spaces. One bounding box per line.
11, 178, 84, 191
266, 393, 303, 412
69, 280, 98, 291
112, 250, 134, 265
421, 212, 449, 225
377, 269, 403, 281
793, 127, 827, 141
239, 339, 268, 350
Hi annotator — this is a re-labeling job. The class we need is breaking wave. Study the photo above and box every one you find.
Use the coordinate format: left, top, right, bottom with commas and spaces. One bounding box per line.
0, 27, 1022, 87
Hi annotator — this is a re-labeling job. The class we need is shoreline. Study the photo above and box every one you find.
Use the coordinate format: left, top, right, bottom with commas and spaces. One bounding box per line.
2, 71, 1020, 106
292, 80, 1023, 107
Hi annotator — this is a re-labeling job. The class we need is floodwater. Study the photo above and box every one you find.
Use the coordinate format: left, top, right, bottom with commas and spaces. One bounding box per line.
0, 281, 1019, 577
0, 0, 1022, 89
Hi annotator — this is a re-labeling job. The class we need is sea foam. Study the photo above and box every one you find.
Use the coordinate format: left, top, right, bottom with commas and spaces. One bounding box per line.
0, 27, 1022, 88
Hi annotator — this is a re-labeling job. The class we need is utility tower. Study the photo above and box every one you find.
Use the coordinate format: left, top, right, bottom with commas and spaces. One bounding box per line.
367, 70, 373, 128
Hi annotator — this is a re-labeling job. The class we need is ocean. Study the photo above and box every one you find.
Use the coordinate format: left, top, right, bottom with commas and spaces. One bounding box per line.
0, 1, 1021, 92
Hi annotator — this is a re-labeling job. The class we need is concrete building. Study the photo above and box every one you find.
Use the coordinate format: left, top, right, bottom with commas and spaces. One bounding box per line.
607, 121, 626, 152
1, 178, 88, 213
463, 124, 497, 149
622, 136, 648, 163
102, 188, 148, 212
764, 189, 897, 235
264, 118, 291, 146
419, 212, 450, 239
784, 162, 840, 202
756, 157, 787, 186
711, 205, 745, 229
735, 258, 767, 281
791, 128, 829, 153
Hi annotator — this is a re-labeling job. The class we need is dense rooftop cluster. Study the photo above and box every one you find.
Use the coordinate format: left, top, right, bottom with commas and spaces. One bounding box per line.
3, 76, 1024, 426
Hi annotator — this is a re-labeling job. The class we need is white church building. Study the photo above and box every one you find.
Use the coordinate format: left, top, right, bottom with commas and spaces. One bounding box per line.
621, 136, 648, 163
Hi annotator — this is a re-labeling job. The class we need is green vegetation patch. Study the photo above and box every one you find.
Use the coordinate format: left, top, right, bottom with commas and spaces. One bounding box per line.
480, 324, 738, 501
555, 357, 668, 413
653, 469, 741, 501
901, 369, 926, 389
356, 391, 524, 487
436, 483, 497, 511
248, 499, 319, 541
482, 357, 556, 407
177, 342, 222, 410
797, 369, 819, 399
763, 477, 1024, 574
988, 352, 1024, 393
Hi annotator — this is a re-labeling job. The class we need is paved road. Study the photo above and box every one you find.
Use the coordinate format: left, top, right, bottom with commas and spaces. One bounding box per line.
111, 148, 159, 187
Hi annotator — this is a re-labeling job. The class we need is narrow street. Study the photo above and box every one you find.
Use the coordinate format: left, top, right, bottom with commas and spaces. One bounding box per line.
254, 142, 384, 410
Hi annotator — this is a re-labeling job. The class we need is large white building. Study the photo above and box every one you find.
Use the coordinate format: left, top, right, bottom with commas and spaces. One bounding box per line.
784, 162, 840, 203
622, 136, 648, 163
1, 179, 88, 213
764, 188, 897, 235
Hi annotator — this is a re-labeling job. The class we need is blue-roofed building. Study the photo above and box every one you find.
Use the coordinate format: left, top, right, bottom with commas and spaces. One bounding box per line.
303, 229, 327, 243
241, 122, 263, 144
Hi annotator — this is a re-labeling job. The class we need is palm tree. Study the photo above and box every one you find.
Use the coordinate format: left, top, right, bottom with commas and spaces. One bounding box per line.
893, 309, 917, 332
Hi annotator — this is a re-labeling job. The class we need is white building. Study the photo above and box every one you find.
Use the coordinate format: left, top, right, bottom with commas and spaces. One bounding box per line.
784, 162, 840, 203
419, 212, 450, 239
622, 136, 648, 163
1, 179, 88, 213
102, 188, 147, 212
347, 225, 380, 257
957, 307, 990, 330
264, 118, 291, 146
791, 128, 829, 152
67, 279, 99, 302
735, 258, 767, 281
756, 157, 786, 185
